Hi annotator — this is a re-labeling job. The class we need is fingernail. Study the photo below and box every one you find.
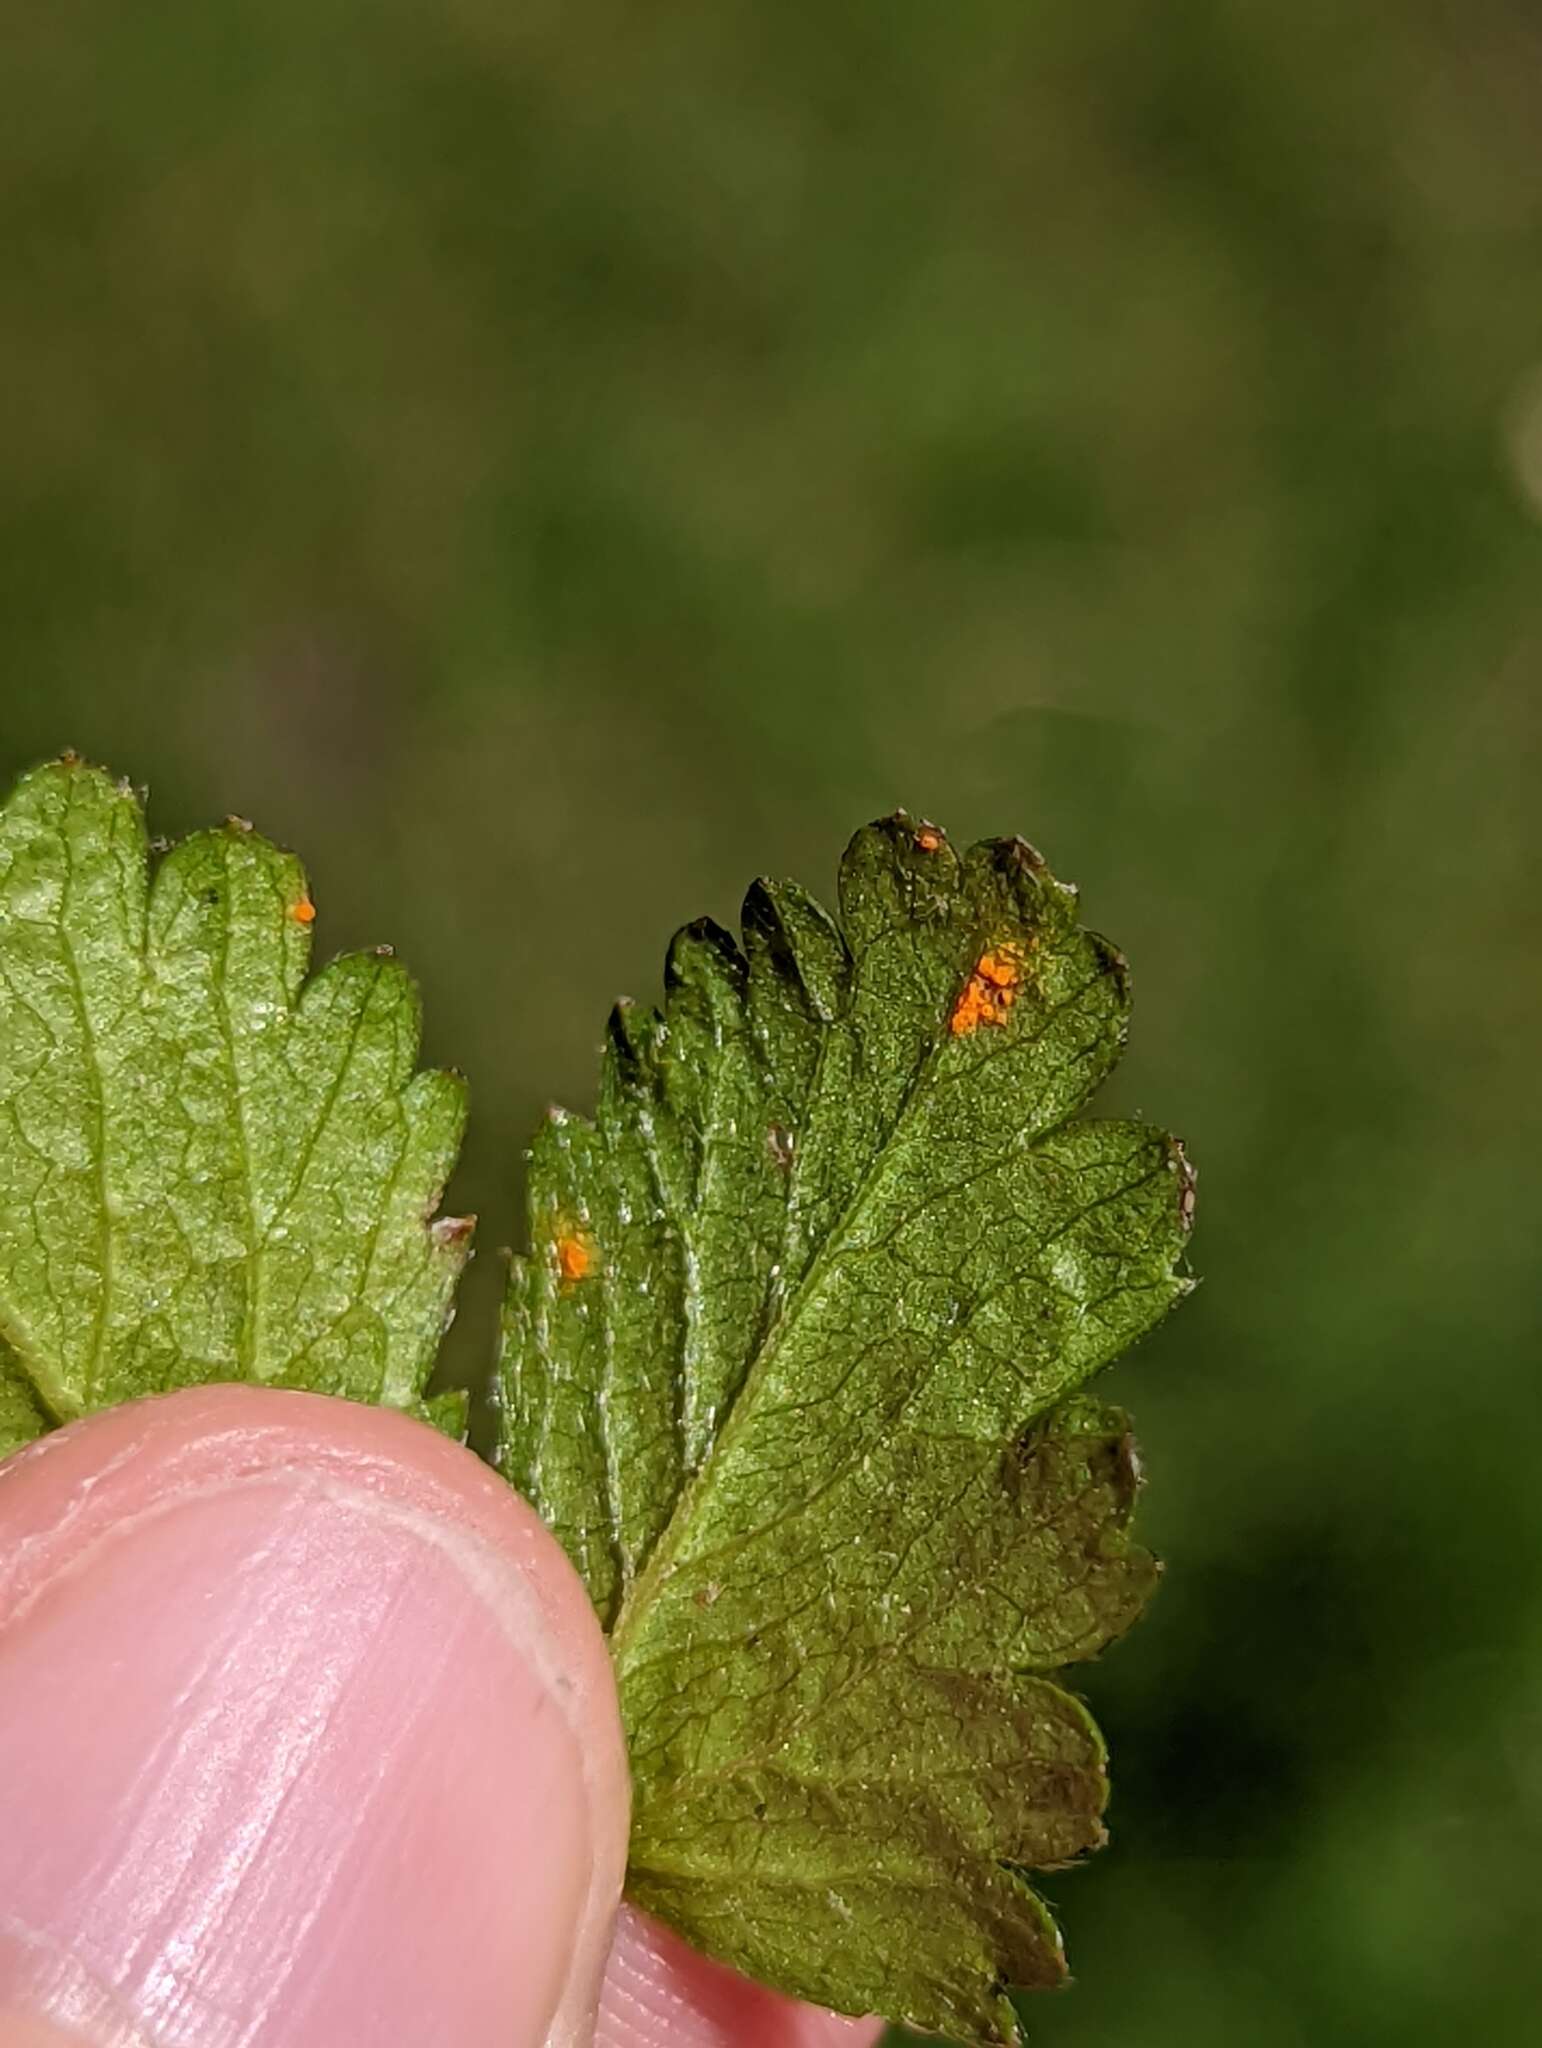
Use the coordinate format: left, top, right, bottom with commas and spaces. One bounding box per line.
0, 1389, 630, 2048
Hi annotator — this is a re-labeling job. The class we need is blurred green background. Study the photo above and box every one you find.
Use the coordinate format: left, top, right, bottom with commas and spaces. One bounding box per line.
3, 3, 1540, 2042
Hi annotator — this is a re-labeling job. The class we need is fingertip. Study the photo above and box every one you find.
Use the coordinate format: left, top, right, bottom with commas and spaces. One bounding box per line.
0, 1387, 629, 2048
0, 2017, 91, 2048
596, 1907, 886, 2048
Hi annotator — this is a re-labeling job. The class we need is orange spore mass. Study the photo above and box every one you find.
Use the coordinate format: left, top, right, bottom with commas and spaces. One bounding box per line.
291, 897, 317, 926
949, 944, 1024, 1035
557, 1232, 594, 1284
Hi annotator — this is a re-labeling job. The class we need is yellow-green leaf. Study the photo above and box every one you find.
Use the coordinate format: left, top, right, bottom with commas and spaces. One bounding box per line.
0, 757, 470, 1438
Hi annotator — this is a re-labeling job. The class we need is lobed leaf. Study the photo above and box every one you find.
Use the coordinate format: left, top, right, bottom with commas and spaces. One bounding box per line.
498, 813, 1195, 2041
0, 757, 471, 1439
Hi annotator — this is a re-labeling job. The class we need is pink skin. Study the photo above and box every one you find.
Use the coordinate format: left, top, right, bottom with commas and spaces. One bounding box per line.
0, 1389, 882, 2048
597, 1913, 883, 2048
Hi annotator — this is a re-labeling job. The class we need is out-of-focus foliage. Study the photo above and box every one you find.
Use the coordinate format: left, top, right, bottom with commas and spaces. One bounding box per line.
2, 3, 1539, 2041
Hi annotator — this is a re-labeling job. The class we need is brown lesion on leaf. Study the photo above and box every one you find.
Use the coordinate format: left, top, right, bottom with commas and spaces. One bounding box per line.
1165, 1136, 1198, 1232
1115, 1427, 1144, 1495
766, 1123, 795, 1170
949, 941, 1026, 1036
1084, 1426, 1144, 1510
554, 1224, 598, 1287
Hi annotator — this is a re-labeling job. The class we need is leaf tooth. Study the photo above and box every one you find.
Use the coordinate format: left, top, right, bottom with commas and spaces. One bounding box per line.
1083, 927, 1133, 1009
741, 877, 851, 1026
838, 811, 966, 953
664, 916, 746, 998
601, 997, 660, 1111
961, 833, 1078, 942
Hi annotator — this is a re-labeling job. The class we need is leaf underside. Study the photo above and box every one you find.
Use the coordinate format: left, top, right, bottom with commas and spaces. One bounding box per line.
0, 757, 471, 1455
497, 813, 1195, 2043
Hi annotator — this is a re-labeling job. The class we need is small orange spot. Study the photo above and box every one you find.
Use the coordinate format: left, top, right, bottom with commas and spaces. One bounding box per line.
291, 896, 317, 926
949, 943, 1024, 1035
915, 825, 944, 853
556, 1230, 595, 1285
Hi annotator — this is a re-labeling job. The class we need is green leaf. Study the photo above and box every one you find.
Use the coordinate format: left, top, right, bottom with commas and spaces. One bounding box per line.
0, 1331, 47, 1459
497, 813, 1195, 2043
0, 756, 471, 1437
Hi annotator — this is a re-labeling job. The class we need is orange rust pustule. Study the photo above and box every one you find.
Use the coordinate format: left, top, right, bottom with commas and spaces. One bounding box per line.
915, 825, 945, 853
290, 896, 317, 926
556, 1230, 596, 1285
950, 944, 1025, 1035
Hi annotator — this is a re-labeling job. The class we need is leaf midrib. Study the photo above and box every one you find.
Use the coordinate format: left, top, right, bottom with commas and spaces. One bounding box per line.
608, 946, 1108, 1666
